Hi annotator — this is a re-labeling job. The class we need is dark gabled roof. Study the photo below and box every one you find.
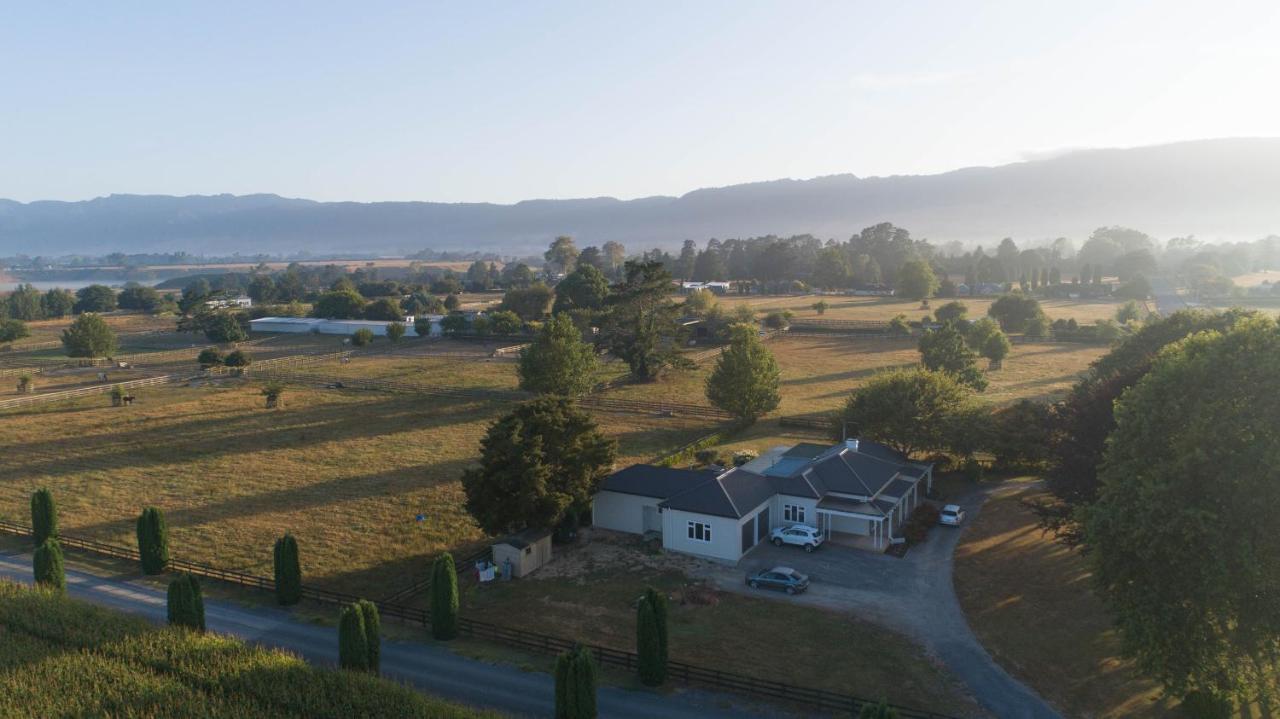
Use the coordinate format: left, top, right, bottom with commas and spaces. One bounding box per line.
879, 478, 917, 499
661, 468, 775, 519
599, 465, 719, 500
817, 495, 885, 517
783, 443, 829, 459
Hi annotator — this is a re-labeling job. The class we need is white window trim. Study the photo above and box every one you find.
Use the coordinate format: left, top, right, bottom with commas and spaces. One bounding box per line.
687, 521, 712, 543
783, 504, 805, 524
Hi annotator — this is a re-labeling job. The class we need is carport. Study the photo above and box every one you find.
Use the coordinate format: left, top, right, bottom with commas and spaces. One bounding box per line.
815, 496, 890, 549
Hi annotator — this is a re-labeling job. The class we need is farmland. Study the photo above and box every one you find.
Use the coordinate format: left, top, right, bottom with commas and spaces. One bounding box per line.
0, 377, 710, 597
0, 581, 489, 718
727, 293, 1139, 325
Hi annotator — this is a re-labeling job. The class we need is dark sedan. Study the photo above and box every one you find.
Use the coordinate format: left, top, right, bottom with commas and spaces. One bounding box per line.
745, 566, 810, 595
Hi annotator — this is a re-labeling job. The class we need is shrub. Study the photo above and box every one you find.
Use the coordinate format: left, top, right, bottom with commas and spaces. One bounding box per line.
693, 448, 722, 466
763, 310, 793, 329
0, 318, 29, 343
197, 348, 224, 368
351, 328, 374, 347
338, 603, 370, 672
859, 700, 900, 719
903, 504, 941, 545
430, 553, 459, 640
888, 314, 911, 337
135, 507, 169, 575
33, 538, 65, 592
223, 349, 251, 367
273, 534, 302, 606
166, 573, 205, 632
385, 322, 406, 343
261, 382, 285, 408
811, 300, 829, 315
732, 449, 758, 466
15, 373, 34, 394
30, 488, 58, 546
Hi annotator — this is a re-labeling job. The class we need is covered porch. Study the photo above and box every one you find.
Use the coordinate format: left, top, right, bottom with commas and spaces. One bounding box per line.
815, 496, 891, 550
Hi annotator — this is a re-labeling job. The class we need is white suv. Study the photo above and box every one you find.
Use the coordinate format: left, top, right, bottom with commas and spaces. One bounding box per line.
940, 504, 966, 526
769, 524, 824, 552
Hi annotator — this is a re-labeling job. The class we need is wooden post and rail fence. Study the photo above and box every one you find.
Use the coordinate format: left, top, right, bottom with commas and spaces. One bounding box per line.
0, 517, 958, 719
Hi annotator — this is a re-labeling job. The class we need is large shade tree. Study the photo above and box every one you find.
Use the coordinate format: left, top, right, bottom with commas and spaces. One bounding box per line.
917, 324, 987, 391
61, 313, 118, 357
518, 313, 599, 396
462, 398, 617, 535
704, 324, 781, 422
834, 367, 973, 458
1084, 317, 1280, 705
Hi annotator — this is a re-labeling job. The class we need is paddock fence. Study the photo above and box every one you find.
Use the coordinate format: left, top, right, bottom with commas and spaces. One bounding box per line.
0, 518, 958, 719
0, 373, 187, 411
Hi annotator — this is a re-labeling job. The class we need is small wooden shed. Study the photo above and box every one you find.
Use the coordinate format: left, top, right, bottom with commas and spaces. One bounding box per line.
491, 529, 553, 579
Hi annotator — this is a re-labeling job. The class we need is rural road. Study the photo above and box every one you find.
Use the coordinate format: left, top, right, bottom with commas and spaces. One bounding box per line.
1149, 276, 1195, 315
0, 552, 789, 719
699, 485, 1063, 719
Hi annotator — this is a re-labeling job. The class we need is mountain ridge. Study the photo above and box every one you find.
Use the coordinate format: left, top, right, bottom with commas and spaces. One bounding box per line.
3, 138, 1279, 256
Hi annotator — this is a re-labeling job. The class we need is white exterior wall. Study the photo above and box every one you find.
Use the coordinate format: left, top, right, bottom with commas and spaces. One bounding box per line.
591, 492, 660, 535
251, 317, 438, 337
829, 514, 872, 535
661, 509, 743, 563
773, 495, 819, 529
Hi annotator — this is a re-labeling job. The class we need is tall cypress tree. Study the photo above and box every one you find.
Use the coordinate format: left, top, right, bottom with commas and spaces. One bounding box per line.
273, 534, 302, 606
167, 573, 205, 631
356, 599, 381, 675
33, 538, 65, 592
338, 603, 369, 672
554, 651, 571, 719
430, 553, 459, 640
571, 646, 598, 719
645, 587, 668, 664
30, 489, 57, 546
135, 507, 169, 575
636, 598, 663, 686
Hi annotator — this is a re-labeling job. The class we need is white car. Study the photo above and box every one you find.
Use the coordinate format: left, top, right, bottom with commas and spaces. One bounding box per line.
769, 524, 824, 552
940, 504, 966, 526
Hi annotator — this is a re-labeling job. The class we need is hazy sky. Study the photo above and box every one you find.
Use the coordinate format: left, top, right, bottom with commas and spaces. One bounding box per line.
3, 1, 1279, 204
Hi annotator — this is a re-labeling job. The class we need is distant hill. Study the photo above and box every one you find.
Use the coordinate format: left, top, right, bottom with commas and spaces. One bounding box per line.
3, 138, 1279, 256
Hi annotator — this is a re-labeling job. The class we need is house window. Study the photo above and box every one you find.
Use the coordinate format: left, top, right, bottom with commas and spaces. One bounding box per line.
783, 504, 805, 524
687, 521, 712, 543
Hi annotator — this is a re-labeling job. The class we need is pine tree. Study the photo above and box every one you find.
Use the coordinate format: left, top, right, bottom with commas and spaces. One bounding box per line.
636, 596, 664, 685
554, 651, 571, 719
356, 599, 381, 675
338, 602, 370, 672
167, 573, 205, 631
273, 534, 302, 606
431, 553, 459, 640
30, 488, 57, 546
135, 507, 169, 575
33, 538, 65, 592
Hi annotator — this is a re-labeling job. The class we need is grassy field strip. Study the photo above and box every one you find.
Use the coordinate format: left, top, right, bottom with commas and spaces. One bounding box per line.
0, 373, 186, 410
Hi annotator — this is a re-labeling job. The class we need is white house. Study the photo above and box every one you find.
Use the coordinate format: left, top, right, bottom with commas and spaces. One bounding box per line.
592, 440, 932, 563
249, 315, 443, 337
206, 296, 253, 309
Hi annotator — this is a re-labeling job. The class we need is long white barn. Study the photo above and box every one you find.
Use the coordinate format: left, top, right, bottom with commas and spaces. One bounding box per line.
249, 315, 444, 337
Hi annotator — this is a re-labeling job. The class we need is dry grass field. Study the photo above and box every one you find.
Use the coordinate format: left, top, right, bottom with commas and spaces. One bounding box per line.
718, 293, 1135, 325
0, 381, 712, 596
600, 335, 1106, 414
3, 312, 176, 349
953, 481, 1175, 718
457, 536, 986, 717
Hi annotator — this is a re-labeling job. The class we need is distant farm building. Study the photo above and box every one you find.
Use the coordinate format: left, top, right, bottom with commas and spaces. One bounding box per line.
250, 316, 443, 337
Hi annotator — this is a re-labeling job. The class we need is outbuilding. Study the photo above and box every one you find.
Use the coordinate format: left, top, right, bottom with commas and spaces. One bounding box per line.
491, 528, 553, 578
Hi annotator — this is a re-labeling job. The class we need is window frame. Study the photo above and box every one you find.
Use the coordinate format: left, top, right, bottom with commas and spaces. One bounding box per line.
783, 503, 806, 524
687, 521, 713, 543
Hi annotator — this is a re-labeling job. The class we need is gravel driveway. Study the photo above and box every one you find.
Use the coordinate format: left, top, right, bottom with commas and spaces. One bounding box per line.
692, 486, 1064, 719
